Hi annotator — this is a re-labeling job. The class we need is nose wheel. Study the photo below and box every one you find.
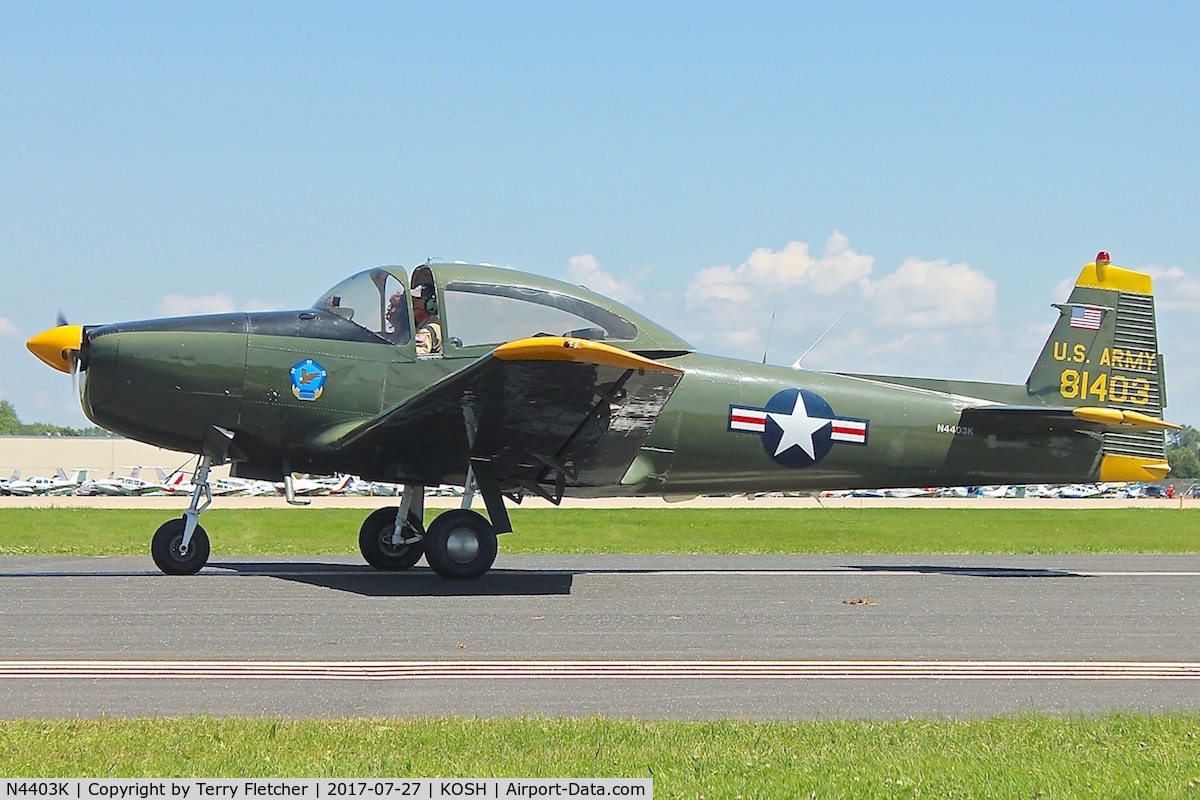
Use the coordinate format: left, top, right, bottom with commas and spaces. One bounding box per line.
150, 455, 214, 575
423, 509, 498, 579
151, 517, 210, 575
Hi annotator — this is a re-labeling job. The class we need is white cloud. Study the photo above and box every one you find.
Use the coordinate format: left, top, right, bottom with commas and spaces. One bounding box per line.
566, 255, 643, 304
0, 318, 18, 338
863, 257, 996, 329
1145, 265, 1200, 312
664, 233, 1009, 382
686, 231, 873, 306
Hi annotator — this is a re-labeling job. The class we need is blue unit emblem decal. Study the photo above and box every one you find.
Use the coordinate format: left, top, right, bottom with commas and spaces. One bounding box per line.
728, 388, 868, 468
290, 359, 327, 401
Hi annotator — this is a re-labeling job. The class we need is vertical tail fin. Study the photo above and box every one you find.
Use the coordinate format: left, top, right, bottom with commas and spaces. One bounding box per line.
1027, 255, 1167, 462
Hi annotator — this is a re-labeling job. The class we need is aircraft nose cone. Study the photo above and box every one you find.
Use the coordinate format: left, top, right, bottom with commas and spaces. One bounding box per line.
26, 324, 83, 373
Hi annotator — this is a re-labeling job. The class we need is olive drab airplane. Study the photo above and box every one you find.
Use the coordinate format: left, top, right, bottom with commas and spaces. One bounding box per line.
27, 253, 1177, 578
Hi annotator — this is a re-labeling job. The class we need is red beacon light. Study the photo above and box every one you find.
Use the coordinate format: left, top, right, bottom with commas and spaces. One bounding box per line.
1096, 251, 1111, 263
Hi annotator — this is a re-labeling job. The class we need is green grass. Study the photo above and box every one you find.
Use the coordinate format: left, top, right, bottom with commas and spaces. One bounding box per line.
1, 715, 1198, 796
0, 507, 1197, 556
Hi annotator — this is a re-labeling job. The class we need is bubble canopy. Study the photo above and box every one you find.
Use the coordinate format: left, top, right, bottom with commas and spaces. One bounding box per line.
313, 268, 409, 343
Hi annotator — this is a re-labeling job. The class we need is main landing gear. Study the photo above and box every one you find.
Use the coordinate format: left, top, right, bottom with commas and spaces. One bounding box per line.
151, 456, 213, 575
423, 508, 498, 579
357, 475, 501, 579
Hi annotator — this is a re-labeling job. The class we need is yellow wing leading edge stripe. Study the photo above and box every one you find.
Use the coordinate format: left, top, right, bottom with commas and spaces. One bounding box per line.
494, 337, 684, 374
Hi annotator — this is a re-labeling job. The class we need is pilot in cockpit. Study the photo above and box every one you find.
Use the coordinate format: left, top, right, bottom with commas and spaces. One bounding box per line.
384, 291, 409, 343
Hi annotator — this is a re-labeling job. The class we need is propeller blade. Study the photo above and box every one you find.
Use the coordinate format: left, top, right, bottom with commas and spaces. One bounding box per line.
56, 310, 69, 327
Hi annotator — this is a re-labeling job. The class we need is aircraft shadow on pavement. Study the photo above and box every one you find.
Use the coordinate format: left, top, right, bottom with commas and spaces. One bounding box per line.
848, 564, 1083, 578
210, 562, 574, 596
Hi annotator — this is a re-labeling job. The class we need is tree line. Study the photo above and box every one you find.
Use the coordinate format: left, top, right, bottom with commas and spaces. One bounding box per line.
1166, 425, 1200, 479
0, 400, 112, 437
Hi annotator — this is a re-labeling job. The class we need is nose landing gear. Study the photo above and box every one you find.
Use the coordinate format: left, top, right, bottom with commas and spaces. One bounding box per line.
150, 455, 213, 575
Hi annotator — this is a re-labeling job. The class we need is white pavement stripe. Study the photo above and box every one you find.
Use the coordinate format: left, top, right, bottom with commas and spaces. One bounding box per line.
593, 570, 1200, 578
2, 660, 1200, 681
197, 568, 1200, 578
627, 570, 1200, 577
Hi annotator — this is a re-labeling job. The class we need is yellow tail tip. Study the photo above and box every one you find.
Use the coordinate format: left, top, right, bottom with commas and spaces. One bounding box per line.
26, 325, 83, 373
1099, 454, 1171, 483
1075, 262, 1153, 295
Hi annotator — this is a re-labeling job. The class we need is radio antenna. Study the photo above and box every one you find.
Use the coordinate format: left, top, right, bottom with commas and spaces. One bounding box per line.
761, 305, 777, 364
791, 311, 846, 370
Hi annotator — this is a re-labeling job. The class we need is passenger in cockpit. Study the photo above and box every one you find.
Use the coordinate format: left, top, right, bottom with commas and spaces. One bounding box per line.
412, 284, 442, 355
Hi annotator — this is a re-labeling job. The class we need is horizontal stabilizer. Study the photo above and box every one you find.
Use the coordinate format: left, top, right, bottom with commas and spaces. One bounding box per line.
1071, 406, 1180, 430
962, 404, 1179, 433
958, 403, 1176, 482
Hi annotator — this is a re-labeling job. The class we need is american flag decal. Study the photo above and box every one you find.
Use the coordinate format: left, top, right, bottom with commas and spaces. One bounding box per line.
1069, 305, 1104, 331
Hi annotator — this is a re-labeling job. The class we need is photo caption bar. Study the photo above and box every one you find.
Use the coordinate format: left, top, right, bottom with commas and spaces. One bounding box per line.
3, 780, 651, 800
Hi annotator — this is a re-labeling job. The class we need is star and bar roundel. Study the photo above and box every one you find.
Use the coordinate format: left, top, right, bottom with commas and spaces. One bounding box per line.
728, 388, 869, 469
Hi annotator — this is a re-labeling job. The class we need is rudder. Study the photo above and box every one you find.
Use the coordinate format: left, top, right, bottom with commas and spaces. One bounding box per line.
1026, 253, 1168, 465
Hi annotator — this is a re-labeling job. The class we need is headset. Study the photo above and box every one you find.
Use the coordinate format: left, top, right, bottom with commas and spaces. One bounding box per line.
414, 285, 438, 316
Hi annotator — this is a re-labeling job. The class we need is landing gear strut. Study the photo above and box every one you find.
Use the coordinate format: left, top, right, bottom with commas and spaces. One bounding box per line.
151, 456, 213, 575
359, 484, 426, 570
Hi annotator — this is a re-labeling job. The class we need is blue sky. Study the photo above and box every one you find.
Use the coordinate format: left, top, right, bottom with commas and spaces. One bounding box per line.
2, 2, 1198, 426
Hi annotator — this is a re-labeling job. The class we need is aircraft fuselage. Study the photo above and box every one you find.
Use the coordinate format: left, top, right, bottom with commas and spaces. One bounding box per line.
79, 316, 1101, 495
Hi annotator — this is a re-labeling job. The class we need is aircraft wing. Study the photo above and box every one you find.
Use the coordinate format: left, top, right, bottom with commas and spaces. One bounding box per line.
320, 337, 684, 498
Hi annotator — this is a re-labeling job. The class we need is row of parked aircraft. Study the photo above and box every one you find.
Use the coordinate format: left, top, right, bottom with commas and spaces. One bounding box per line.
0, 467, 1180, 501
818, 483, 1191, 499
0, 467, 373, 498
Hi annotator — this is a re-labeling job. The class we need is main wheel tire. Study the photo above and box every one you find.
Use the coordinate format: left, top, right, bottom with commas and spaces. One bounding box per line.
151, 517, 210, 575
423, 509, 497, 579
359, 506, 425, 570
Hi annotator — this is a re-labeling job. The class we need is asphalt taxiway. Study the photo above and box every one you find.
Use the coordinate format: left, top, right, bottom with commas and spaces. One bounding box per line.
1, 554, 1198, 719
